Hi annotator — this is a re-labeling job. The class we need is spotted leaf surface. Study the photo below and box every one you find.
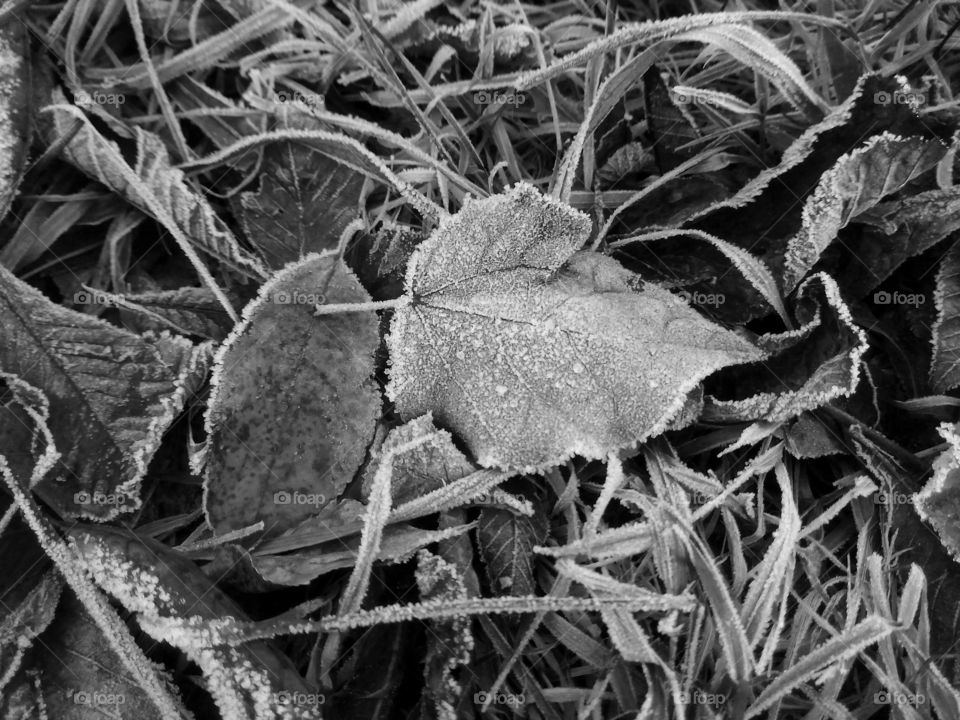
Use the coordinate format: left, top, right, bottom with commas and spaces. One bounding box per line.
386, 183, 762, 471
204, 252, 380, 536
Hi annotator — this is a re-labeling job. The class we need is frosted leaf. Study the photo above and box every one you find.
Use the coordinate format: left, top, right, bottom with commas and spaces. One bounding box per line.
362, 413, 476, 505
477, 506, 547, 597
1, 592, 172, 720
253, 523, 474, 586
685, 74, 917, 226
204, 252, 381, 536
782, 132, 945, 290
931, 239, 960, 392
115, 286, 238, 341
682, 74, 936, 310
914, 423, 960, 563
70, 526, 322, 720
240, 141, 364, 268
0, 264, 209, 520
0, 572, 61, 697
416, 549, 474, 720
832, 186, 960, 297
387, 183, 762, 472
596, 142, 654, 187
46, 93, 267, 281
782, 413, 844, 458
703, 274, 867, 424
0, 21, 28, 224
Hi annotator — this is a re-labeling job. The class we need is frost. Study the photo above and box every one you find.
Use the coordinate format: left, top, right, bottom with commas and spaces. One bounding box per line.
914, 423, 960, 562
703, 274, 867, 424
70, 527, 323, 720
46, 94, 267, 282
0, 264, 209, 521
416, 550, 473, 720
386, 182, 762, 472
362, 413, 476, 504
239, 137, 364, 268
931, 239, 960, 392
203, 252, 380, 536
0, 22, 27, 222
782, 132, 945, 290
838, 185, 960, 297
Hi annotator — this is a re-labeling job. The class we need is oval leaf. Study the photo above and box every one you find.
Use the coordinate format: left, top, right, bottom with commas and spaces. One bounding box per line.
204, 252, 380, 536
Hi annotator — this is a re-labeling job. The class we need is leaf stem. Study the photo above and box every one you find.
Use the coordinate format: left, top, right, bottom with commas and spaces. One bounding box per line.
313, 297, 407, 315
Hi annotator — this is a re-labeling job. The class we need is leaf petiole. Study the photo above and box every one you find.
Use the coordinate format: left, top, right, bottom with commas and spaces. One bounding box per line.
313, 297, 408, 315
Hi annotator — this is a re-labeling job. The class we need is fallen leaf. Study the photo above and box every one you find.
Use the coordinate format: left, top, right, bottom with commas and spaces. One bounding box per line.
416, 549, 474, 720
362, 413, 476, 505
477, 506, 547, 597
70, 525, 323, 720
46, 94, 267, 281
240, 142, 365, 268
703, 274, 867, 424
0, 265, 209, 520
204, 252, 380, 536
387, 182, 761, 471
782, 132, 946, 290
931, 238, 960, 392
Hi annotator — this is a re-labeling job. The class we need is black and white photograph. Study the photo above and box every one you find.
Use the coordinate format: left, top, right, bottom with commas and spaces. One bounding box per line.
1, 0, 960, 718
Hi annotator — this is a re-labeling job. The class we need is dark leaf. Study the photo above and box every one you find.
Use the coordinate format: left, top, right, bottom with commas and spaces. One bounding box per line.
203, 253, 380, 536
240, 142, 365, 268
477, 506, 547, 597
0, 265, 209, 520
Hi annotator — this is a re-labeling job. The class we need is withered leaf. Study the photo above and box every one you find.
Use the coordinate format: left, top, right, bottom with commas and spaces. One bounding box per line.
387, 183, 761, 472
204, 253, 380, 536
